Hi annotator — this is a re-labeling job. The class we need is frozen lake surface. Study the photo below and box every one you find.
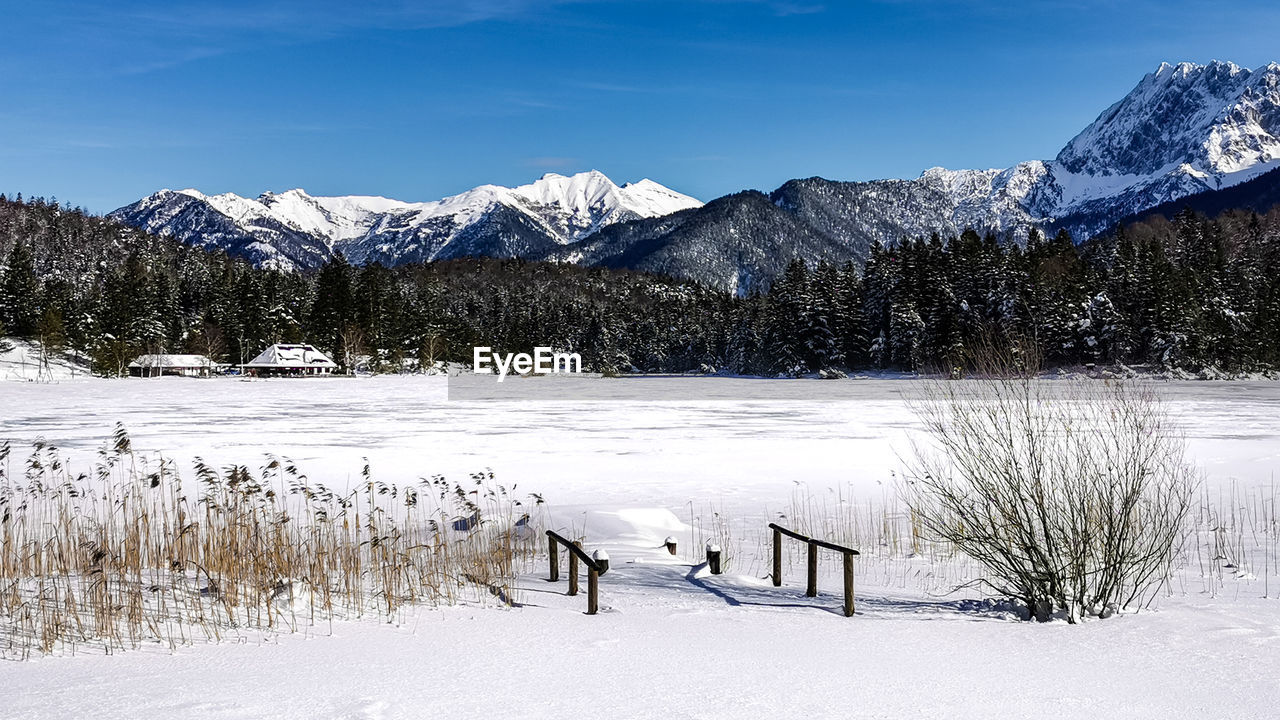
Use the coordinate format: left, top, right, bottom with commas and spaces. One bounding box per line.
3, 375, 1279, 512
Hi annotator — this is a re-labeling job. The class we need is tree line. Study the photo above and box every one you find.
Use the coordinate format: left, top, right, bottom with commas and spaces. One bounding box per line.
2, 192, 1280, 376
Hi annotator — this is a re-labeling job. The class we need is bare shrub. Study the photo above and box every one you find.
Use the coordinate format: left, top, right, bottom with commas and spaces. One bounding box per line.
903, 366, 1196, 623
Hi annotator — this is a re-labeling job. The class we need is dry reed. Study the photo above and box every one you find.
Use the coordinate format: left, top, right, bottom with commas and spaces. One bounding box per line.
0, 424, 545, 659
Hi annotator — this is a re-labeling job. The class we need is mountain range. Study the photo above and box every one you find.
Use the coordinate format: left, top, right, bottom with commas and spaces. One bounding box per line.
112, 60, 1280, 293
113, 171, 702, 271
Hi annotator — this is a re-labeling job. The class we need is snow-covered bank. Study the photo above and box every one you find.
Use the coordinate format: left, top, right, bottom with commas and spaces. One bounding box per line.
0, 338, 90, 382
3, 533, 1276, 720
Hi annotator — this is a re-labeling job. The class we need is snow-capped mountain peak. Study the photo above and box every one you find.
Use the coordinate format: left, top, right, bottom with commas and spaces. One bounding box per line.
882, 60, 1280, 244
111, 171, 702, 270
508, 170, 700, 227
1056, 60, 1280, 180
511, 170, 629, 217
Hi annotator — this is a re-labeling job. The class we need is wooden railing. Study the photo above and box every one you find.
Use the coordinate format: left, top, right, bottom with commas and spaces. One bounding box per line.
546, 530, 609, 615
768, 523, 860, 617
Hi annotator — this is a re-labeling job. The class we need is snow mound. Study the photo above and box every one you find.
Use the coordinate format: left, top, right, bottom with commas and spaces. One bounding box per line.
582, 508, 690, 557
0, 338, 92, 382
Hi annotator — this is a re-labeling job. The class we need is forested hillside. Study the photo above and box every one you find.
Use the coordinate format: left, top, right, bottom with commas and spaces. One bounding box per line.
3, 193, 1280, 377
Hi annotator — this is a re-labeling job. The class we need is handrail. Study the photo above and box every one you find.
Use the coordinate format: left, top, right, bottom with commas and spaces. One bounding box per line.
546, 529, 607, 615
809, 537, 861, 556
547, 530, 601, 571
768, 523, 810, 543
768, 522, 859, 617
767, 523, 861, 556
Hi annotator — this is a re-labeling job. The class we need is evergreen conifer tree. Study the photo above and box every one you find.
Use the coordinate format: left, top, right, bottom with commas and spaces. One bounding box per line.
1, 239, 40, 338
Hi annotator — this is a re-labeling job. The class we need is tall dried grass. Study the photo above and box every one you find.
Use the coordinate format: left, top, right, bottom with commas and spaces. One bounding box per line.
0, 425, 544, 659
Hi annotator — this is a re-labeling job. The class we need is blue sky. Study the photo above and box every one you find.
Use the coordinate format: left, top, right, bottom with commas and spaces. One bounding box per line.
3, 0, 1279, 212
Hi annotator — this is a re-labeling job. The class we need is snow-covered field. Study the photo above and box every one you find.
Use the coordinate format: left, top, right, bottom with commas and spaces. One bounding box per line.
2, 375, 1279, 719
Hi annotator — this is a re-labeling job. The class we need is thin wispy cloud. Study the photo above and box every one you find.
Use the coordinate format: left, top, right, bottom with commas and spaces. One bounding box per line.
770, 3, 825, 16
565, 79, 738, 99
14, 1, 594, 78
674, 154, 733, 163
113, 47, 228, 77
569, 81, 654, 94
698, 0, 827, 17
103, 0, 587, 36
504, 95, 563, 110
523, 156, 580, 169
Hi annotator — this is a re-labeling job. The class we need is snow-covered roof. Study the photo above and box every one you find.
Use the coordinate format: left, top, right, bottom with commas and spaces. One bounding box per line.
244, 344, 337, 369
129, 354, 215, 368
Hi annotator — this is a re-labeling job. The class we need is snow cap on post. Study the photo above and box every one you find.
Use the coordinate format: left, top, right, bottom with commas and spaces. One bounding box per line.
592, 549, 610, 574
705, 542, 723, 575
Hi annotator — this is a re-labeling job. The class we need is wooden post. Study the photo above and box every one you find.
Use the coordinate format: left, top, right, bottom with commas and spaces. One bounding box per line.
664, 536, 678, 555
587, 567, 599, 615
549, 537, 559, 582
772, 526, 782, 587
706, 540, 727, 573
842, 551, 855, 617
806, 542, 818, 597
569, 540, 581, 596
593, 549, 610, 575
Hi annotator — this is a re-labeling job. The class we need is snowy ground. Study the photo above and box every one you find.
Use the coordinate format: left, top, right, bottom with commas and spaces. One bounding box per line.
0, 338, 90, 382
4, 551, 1276, 720
2, 375, 1279, 718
